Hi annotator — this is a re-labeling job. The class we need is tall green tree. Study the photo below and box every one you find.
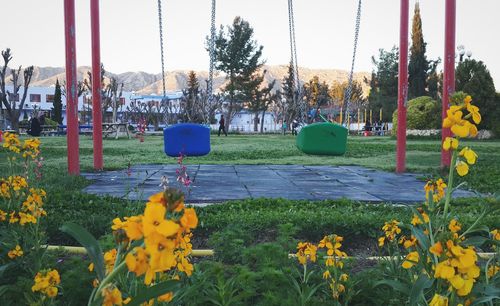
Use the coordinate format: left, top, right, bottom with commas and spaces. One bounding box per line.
52, 79, 63, 124
408, 2, 430, 98
367, 47, 399, 122
214, 16, 265, 130
180, 71, 202, 122
455, 58, 497, 129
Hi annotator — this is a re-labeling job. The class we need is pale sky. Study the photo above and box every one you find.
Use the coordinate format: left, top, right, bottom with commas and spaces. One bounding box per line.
1, 0, 499, 89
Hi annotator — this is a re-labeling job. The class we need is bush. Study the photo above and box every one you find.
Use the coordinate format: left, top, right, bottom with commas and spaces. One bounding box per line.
392, 96, 440, 132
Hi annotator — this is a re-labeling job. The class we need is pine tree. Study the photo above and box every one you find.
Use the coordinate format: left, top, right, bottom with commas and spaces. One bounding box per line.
408, 2, 429, 98
214, 16, 265, 130
52, 79, 63, 124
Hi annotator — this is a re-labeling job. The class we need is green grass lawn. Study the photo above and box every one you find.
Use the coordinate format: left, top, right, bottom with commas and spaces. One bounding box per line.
2, 134, 498, 193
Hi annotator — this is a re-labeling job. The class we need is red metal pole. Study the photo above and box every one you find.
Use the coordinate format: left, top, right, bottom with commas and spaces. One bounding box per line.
64, 0, 80, 175
91, 0, 104, 170
396, 0, 409, 173
442, 0, 456, 168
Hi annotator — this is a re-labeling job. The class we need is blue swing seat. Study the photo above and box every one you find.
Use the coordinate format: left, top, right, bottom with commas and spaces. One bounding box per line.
163, 123, 211, 157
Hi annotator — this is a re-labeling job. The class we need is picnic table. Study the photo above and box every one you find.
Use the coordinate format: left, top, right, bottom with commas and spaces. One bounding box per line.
57, 123, 131, 139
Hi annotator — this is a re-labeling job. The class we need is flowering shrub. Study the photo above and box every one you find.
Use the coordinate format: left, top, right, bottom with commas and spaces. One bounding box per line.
63, 186, 198, 305
294, 234, 352, 305
0, 132, 60, 303
377, 96, 500, 305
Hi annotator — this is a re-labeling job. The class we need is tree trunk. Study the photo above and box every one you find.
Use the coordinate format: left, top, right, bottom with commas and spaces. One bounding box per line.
253, 114, 259, 132
260, 110, 265, 133
8, 109, 19, 132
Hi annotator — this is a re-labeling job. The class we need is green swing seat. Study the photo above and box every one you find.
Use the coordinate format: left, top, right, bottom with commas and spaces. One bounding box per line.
296, 122, 348, 156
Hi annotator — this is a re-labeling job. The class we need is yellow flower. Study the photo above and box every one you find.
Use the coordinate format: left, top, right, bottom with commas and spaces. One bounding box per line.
322, 270, 331, 279
429, 294, 448, 306
147, 234, 177, 273
411, 212, 429, 226
143, 202, 179, 238
487, 265, 499, 278
8, 245, 23, 259
102, 285, 123, 306
378, 237, 385, 247
31, 269, 60, 298
435, 260, 455, 279
464, 95, 472, 105
0, 209, 6, 221
459, 147, 477, 165
104, 249, 117, 274
381, 220, 401, 241
403, 236, 417, 249
402, 251, 419, 269
340, 273, 348, 281
123, 216, 143, 241
158, 292, 174, 302
456, 278, 474, 296
491, 229, 500, 241
180, 207, 198, 231
456, 161, 469, 176
177, 256, 194, 276
429, 241, 443, 256
125, 247, 150, 277
466, 103, 481, 124
448, 220, 461, 233
442, 137, 458, 151
296, 242, 318, 265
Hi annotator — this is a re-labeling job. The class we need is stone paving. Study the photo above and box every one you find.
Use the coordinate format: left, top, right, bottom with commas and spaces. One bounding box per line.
82, 164, 477, 204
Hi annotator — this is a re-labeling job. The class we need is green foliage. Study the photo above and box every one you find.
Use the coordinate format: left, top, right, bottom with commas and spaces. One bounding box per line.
490, 93, 500, 138
456, 58, 497, 129
214, 16, 265, 128
52, 79, 63, 124
408, 2, 430, 98
368, 47, 399, 121
392, 96, 440, 131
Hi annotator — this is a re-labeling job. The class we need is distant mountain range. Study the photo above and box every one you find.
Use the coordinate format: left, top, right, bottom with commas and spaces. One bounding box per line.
19, 65, 371, 95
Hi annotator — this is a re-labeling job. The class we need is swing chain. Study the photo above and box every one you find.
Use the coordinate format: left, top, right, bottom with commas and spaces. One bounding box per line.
157, 0, 167, 98
343, 0, 362, 126
287, 0, 303, 123
207, 0, 217, 105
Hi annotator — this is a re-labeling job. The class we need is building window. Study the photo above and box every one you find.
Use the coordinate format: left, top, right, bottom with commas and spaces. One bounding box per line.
46, 94, 55, 103
8, 93, 19, 102
119, 97, 125, 105
30, 94, 41, 103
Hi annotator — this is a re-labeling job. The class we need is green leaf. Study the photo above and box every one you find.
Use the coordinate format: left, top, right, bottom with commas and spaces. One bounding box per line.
464, 224, 490, 235
127, 281, 178, 306
409, 274, 433, 306
411, 226, 430, 251
0, 263, 13, 278
60, 222, 105, 280
462, 236, 488, 247
373, 280, 410, 295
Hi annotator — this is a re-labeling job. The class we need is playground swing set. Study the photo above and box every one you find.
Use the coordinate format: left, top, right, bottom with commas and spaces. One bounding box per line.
61, 0, 457, 175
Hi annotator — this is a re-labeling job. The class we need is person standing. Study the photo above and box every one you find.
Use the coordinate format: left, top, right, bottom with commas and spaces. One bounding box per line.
292, 119, 298, 136
218, 114, 227, 136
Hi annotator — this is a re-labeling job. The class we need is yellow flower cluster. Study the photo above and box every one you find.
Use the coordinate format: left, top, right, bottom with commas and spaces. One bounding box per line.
296, 242, 317, 265
112, 190, 197, 286
5, 187, 47, 226
32, 269, 61, 298
101, 285, 124, 306
424, 179, 447, 203
442, 96, 481, 177
411, 209, 430, 226
442, 96, 480, 138
402, 251, 419, 269
318, 234, 348, 268
2, 132, 40, 158
399, 235, 417, 249
7, 245, 23, 259
378, 220, 401, 246
432, 240, 480, 296
299, 234, 349, 301
0, 176, 28, 198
